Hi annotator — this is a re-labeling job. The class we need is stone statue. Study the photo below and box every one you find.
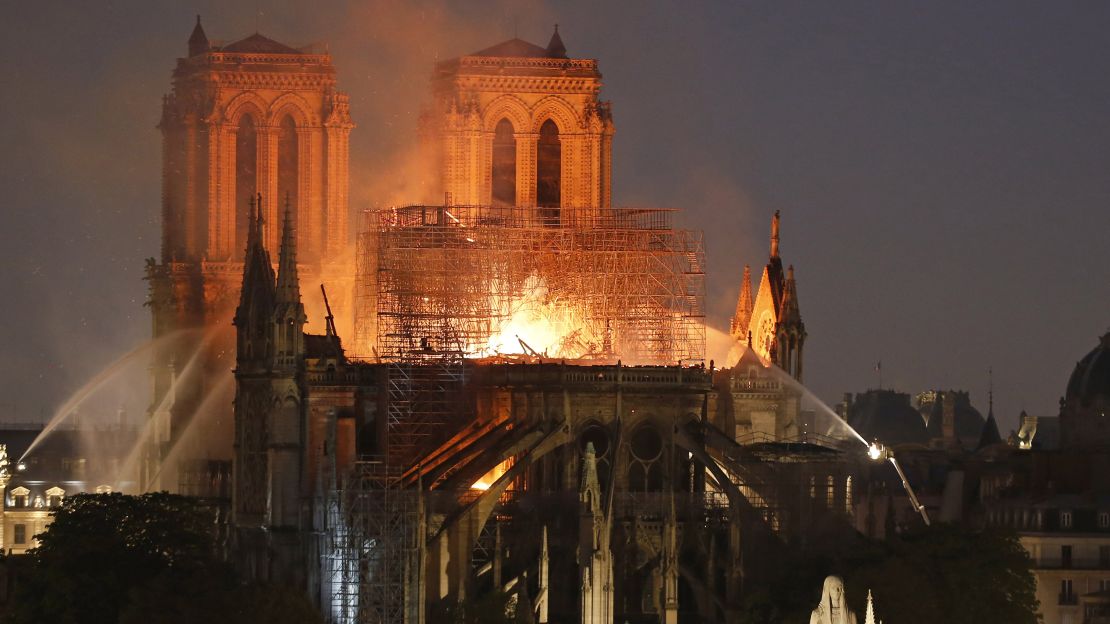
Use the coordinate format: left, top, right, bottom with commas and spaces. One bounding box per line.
0, 444, 9, 476
810, 575, 858, 624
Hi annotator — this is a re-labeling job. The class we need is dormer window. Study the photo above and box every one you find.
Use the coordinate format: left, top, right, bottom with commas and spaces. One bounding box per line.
10, 486, 29, 508
1100, 511, 1109, 529
45, 486, 65, 508
1061, 510, 1073, 529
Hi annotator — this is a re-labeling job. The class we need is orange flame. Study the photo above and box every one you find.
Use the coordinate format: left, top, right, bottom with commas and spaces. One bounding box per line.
474, 273, 602, 359
470, 458, 513, 490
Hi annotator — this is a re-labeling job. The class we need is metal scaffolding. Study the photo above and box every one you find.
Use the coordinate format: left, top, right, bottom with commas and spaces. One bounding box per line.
326, 204, 706, 623
353, 205, 706, 366
323, 461, 424, 624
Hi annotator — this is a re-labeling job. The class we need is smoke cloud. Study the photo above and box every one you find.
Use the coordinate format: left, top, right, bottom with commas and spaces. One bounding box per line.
4, 2, 1110, 437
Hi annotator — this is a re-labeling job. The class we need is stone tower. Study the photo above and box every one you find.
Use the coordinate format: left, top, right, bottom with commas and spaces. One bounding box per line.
145, 18, 352, 490
232, 196, 306, 583
730, 211, 806, 381
422, 26, 614, 219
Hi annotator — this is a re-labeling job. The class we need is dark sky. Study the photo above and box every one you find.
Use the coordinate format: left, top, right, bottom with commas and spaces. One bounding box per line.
2, 1, 1108, 433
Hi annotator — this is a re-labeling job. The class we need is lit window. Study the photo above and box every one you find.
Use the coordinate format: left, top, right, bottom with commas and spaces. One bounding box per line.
826, 475, 835, 508
1100, 512, 1110, 529
45, 486, 64, 508
1062, 510, 1074, 529
845, 476, 853, 515
95, 485, 112, 494
13, 524, 25, 545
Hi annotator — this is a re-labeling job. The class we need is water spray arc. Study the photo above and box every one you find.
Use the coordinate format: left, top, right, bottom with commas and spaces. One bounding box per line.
114, 326, 223, 492
19, 328, 204, 464
143, 373, 235, 492
721, 332, 932, 525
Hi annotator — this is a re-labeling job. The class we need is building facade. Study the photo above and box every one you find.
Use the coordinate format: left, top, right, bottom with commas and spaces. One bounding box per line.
145, 19, 353, 491
421, 27, 614, 215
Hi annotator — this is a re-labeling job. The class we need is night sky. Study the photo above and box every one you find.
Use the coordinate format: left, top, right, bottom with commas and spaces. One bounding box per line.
2, 1, 1108, 433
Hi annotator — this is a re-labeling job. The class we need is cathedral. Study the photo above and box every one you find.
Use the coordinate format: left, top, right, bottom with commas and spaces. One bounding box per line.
148, 19, 852, 624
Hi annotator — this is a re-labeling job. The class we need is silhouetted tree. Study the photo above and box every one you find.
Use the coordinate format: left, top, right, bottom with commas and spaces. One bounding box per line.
6, 492, 322, 624
738, 524, 1039, 624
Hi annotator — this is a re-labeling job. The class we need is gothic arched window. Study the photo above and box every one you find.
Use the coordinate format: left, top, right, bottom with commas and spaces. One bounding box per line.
536, 119, 561, 224
491, 119, 516, 207
277, 115, 299, 232
235, 114, 258, 252
628, 425, 664, 492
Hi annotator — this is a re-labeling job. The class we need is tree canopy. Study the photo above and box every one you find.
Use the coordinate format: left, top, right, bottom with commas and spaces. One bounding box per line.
738, 524, 1040, 624
5, 492, 322, 624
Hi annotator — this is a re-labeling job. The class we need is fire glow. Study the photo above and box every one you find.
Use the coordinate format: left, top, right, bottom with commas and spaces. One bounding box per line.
471, 458, 513, 490
475, 273, 602, 360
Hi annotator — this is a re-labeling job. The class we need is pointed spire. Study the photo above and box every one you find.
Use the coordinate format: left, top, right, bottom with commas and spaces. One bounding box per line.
978, 409, 1002, 449
546, 24, 567, 58
245, 192, 263, 251
770, 210, 781, 258
188, 15, 210, 57
276, 193, 300, 302
779, 265, 801, 325
234, 193, 276, 361
865, 590, 877, 624
730, 265, 754, 338
978, 368, 1002, 449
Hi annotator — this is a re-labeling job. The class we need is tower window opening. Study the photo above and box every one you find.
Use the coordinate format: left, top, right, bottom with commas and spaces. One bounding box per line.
235, 114, 259, 252
536, 119, 561, 224
491, 119, 516, 207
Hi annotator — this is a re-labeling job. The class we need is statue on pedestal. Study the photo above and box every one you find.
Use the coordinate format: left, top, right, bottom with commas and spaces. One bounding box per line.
810, 576, 857, 624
